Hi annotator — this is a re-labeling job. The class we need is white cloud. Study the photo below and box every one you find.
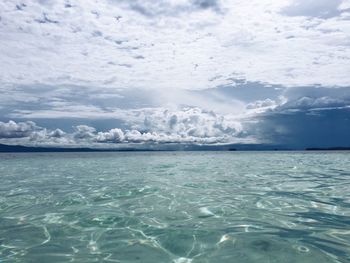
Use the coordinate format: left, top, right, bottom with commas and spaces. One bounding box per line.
246, 98, 278, 110
48, 128, 66, 138
339, 0, 350, 10
280, 96, 350, 111
0, 0, 350, 91
134, 107, 243, 139
96, 128, 124, 142
0, 120, 38, 138
28, 129, 70, 144
0, 107, 254, 147
1, 1, 350, 148
73, 125, 96, 139
1, 84, 349, 147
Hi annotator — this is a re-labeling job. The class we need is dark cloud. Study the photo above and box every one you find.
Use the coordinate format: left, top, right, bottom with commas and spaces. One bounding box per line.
134, 55, 145, 59
110, 0, 221, 17
192, 0, 219, 9
1, 81, 349, 149
247, 86, 350, 148
35, 12, 59, 24
250, 108, 350, 149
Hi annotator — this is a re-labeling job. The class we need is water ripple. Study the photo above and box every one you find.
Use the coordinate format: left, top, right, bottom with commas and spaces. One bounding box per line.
0, 152, 349, 262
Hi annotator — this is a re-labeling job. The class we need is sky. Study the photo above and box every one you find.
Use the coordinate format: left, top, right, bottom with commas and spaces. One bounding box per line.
0, 0, 349, 149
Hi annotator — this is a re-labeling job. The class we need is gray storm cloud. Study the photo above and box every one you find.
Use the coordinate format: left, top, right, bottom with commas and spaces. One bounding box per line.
244, 87, 350, 148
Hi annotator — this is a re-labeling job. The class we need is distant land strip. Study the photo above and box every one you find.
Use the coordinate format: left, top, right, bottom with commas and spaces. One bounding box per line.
0, 143, 349, 152
305, 147, 350, 151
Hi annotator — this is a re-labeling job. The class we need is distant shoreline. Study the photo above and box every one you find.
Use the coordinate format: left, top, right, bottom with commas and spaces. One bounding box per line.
305, 147, 350, 151
0, 143, 349, 153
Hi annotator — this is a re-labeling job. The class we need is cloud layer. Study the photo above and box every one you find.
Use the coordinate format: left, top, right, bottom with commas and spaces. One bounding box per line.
1, 0, 350, 90
1, 84, 349, 149
1, 0, 350, 148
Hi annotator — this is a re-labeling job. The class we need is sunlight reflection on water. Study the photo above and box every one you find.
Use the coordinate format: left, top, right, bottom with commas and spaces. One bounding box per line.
0, 152, 349, 262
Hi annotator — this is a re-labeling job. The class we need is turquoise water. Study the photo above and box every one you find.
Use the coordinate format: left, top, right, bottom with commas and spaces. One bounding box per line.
0, 152, 349, 263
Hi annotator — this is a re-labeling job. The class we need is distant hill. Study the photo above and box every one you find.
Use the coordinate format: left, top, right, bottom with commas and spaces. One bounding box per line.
305, 147, 350, 151
0, 143, 292, 152
0, 143, 237, 152
1, 143, 348, 153
0, 144, 149, 152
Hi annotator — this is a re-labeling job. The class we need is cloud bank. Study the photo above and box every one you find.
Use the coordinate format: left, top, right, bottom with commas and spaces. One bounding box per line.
0, 107, 253, 147
1, 84, 349, 149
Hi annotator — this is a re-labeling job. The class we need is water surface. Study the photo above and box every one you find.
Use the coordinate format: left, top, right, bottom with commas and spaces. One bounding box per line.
0, 152, 349, 262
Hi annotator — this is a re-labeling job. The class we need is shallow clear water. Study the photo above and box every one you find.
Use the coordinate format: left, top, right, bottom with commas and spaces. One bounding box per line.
0, 152, 350, 263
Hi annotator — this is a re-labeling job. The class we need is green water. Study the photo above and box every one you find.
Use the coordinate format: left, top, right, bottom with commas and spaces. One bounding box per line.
0, 152, 349, 263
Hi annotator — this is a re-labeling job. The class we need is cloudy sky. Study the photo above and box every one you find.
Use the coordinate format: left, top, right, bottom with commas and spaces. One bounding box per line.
0, 0, 349, 149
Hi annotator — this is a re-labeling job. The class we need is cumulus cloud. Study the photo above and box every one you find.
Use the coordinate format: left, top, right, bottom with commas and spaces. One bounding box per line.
136, 107, 243, 139
95, 106, 250, 144
0, 109, 253, 147
28, 129, 68, 143
275, 86, 350, 111
96, 128, 124, 142
1, 83, 349, 149
0, 120, 72, 145
0, 120, 38, 138
74, 125, 96, 139
246, 98, 278, 110
280, 96, 349, 111
49, 128, 66, 138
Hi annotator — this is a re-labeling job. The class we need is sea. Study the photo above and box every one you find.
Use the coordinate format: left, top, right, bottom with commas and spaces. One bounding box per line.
0, 151, 349, 263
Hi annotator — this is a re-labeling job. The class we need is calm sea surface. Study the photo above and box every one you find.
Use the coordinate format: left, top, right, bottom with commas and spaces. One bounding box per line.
0, 152, 349, 263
